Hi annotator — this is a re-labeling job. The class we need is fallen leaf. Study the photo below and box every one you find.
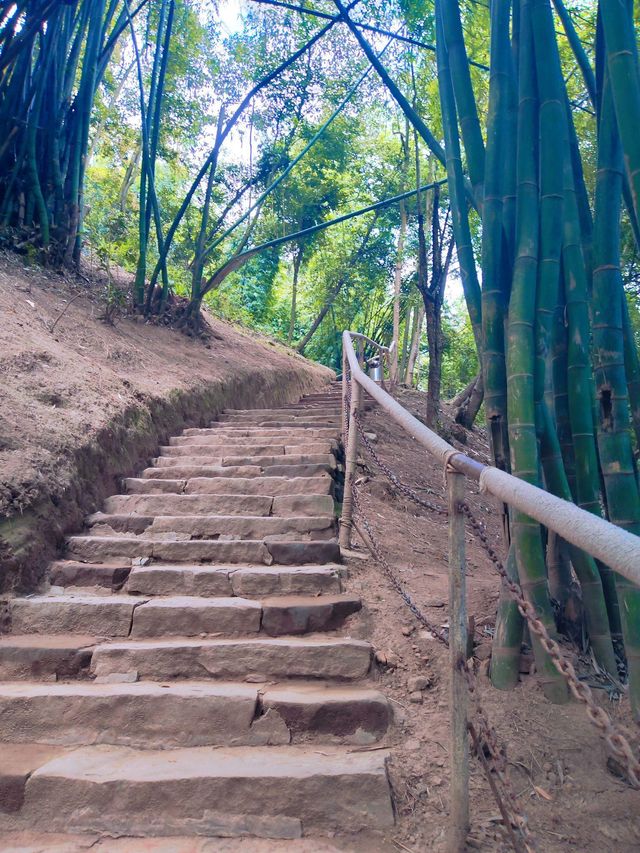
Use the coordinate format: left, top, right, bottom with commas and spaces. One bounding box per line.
533, 785, 553, 801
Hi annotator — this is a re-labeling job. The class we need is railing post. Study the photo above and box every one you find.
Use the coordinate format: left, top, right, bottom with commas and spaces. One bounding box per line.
339, 376, 361, 549
447, 466, 469, 852
341, 347, 349, 445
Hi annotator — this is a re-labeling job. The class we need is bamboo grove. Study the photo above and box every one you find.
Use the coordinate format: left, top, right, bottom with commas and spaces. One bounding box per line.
1, 1, 640, 716
429, 0, 640, 714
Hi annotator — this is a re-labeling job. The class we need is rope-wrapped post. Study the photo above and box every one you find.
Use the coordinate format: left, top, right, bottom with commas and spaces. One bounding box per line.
340, 377, 361, 549
447, 466, 469, 851
341, 348, 349, 444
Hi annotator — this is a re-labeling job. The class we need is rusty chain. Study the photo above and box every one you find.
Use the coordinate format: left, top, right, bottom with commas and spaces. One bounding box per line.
459, 501, 640, 789
352, 409, 448, 516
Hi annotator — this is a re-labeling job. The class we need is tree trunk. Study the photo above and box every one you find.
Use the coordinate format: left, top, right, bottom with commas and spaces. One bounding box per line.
288, 247, 303, 345
390, 199, 407, 382
406, 304, 424, 386
425, 297, 442, 426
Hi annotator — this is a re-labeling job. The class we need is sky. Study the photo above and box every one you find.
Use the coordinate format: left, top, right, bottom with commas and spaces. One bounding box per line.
218, 0, 245, 35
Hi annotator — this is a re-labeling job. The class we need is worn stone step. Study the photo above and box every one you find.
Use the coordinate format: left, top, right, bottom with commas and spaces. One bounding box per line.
91, 636, 371, 681
0, 743, 68, 814
9, 592, 359, 639
142, 462, 334, 480
130, 594, 359, 638
260, 595, 361, 636
0, 635, 96, 681
182, 426, 339, 439
124, 474, 333, 497
0, 682, 391, 748
0, 682, 259, 749
66, 536, 340, 566
7, 745, 393, 836
48, 561, 131, 590
262, 683, 392, 744
218, 417, 341, 428
127, 564, 342, 597
105, 493, 334, 518
160, 442, 334, 457
104, 493, 274, 517
130, 596, 262, 637
9, 596, 148, 637
152, 453, 336, 470
87, 513, 336, 541
221, 408, 342, 417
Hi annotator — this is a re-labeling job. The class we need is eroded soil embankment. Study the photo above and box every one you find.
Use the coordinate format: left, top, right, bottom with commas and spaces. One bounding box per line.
0, 255, 333, 592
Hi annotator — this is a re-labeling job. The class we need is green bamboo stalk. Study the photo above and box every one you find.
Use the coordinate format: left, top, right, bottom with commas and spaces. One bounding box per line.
592, 67, 640, 717
507, 0, 567, 703
600, 0, 640, 225
622, 293, 640, 449
539, 400, 618, 673
551, 0, 596, 104
331, 0, 447, 168
434, 0, 483, 356
439, 1, 485, 203
199, 180, 447, 298
490, 544, 524, 690
202, 56, 380, 263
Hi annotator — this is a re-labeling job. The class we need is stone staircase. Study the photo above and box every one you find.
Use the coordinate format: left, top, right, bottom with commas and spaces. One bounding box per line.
0, 383, 395, 842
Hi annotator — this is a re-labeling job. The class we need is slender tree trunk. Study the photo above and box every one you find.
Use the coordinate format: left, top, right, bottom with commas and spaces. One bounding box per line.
288, 247, 303, 345
406, 304, 424, 386
390, 199, 407, 381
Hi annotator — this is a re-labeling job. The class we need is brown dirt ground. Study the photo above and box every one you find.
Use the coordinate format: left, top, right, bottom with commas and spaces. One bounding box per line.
0, 252, 332, 590
342, 388, 640, 852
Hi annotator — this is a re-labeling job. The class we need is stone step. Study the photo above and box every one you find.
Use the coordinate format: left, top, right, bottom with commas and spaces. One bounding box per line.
104, 493, 334, 518
124, 474, 333, 496
131, 596, 262, 637
48, 561, 131, 590
160, 442, 335, 457
0, 635, 97, 681
9, 595, 148, 637
3, 744, 393, 836
135, 594, 360, 638
152, 453, 336, 470
217, 417, 341, 428
9, 593, 360, 639
182, 426, 339, 439
141, 462, 334, 480
104, 493, 273, 516
87, 513, 336, 541
90, 636, 372, 681
0, 682, 258, 749
66, 536, 341, 565
126, 564, 342, 597
260, 594, 361, 636
220, 403, 342, 420
261, 682, 392, 744
0, 682, 391, 748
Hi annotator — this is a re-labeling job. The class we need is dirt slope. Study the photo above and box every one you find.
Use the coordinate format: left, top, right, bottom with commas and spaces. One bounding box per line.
0, 253, 332, 592
349, 389, 639, 851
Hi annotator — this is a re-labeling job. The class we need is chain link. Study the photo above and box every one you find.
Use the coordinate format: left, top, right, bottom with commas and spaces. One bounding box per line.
459, 501, 640, 789
353, 409, 448, 516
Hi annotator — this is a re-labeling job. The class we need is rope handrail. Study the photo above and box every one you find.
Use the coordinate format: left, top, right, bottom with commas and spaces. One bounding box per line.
342, 329, 640, 587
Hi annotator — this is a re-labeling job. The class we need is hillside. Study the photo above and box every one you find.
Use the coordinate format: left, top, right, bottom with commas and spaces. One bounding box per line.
0, 253, 332, 592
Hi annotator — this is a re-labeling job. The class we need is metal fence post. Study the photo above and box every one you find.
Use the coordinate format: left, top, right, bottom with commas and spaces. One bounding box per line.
339, 377, 361, 549
447, 467, 469, 852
